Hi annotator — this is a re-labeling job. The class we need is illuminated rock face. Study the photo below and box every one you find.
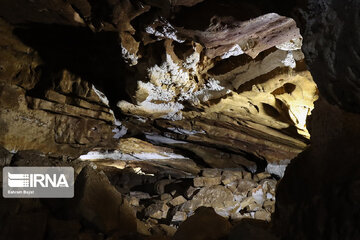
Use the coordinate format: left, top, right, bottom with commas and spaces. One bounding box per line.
117, 12, 318, 164
1, 0, 359, 239
0, 0, 318, 165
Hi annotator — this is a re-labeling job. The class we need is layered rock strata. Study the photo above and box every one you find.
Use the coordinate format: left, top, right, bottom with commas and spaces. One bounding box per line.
0, 1, 318, 167
117, 12, 318, 164
0, 20, 118, 157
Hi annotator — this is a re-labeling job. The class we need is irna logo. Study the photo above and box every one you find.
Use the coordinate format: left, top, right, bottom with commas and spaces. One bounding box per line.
8, 172, 69, 188
3, 167, 74, 198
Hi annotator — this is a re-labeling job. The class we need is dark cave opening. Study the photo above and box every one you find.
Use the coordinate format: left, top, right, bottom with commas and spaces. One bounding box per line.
13, 24, 133, 120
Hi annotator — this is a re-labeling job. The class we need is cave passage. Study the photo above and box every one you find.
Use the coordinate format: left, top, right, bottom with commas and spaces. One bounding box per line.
2, 0, 359, 239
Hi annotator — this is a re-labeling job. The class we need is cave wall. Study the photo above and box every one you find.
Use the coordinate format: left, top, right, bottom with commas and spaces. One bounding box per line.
0, 0, 319, 170
274, 0, 360, 239
0, 19, 118, 157
0, 0, 359, 239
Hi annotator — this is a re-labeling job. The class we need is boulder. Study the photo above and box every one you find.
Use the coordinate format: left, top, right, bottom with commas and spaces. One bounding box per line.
172, 211, 187, 222
169, 196, 187, 207
181, 185, 238, 218
229, 219, 278, 240
173, 207, 232, 240
222, 170, 243, 185
185, 186, 199, 199
193, 176, 221, 187
75, 166, 136, 235
160, 193, 173, 202
1, 211, 48, 240
202, 168, 222, 177
144, 201, 169, 220
233, 179, 258, 196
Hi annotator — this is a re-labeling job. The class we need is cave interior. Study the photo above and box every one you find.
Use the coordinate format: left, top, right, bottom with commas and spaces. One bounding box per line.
0, 0, 360, 239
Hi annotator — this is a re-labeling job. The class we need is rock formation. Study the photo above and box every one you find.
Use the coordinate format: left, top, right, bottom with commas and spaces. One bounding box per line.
0, 0, 318, 168
273, 0, 360, 239
0, 0, 359, 239
0, 19, 117, 157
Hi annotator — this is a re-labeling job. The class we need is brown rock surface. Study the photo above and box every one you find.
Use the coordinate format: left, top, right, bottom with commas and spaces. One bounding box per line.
0, 20, 117, 158
169, 195, 187, 206
181, 185, 237, 217
1, 211, 48, 240
114, 10, 318, 165
0, 1, 359, 240
79, 138, 200, 177
2, 0, 358, 239
193, 176, 221, 187
222, 169, 243, 185
0, 0, 319, 169
144, 201, 170, 220
173, 207, 232, 240
75, 165, 137, 234
233, 179, 258, 196
271, 0, 360, 238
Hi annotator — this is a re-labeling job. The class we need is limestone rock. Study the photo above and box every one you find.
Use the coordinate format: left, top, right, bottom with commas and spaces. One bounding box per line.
115, 10, 317, 166
185, 186, 199, 199
260, 179, 277, 196
0, 21, 117, 157
173, 207, 232, 240
130, 191, 151, 200
127, 196, 140, 207
155, 179, 178, 195
169, 196, 187, 206
170, 190, 177, 197
160, 193, 173, 202
181, 185, 237, 218
243, 171, 252, 180
225, 181, 238, 193
263, 200, 275, 213
0, 0, 319, 170
158, 224, 177, 237
79, 138, 200, 177
136, 219, 152, 236
254, 210, 271, 221
169, 142, 257, 170
233, 179, 258, 196
0, 2, 318, 169
145, 201, 170, 220
222, 170, 243, 185
251, 186, 266, 206
239, 197, 257, 211
274, 98, 360, 239
172, 211, 187, 222
193, 177, 204, 187
254, 172, 272, 181
75, 166, 136, 234
202, 168, 222, 177
193, 176, 221, 187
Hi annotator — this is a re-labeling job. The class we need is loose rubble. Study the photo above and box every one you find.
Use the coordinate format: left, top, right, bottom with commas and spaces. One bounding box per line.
0, 147, 278, 239
122, 166, 277, 229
